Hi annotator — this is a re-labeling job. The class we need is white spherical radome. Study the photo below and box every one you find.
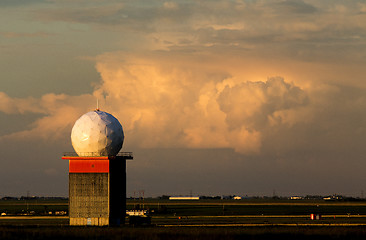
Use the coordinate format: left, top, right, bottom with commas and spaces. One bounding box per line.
71, 111, 124, 156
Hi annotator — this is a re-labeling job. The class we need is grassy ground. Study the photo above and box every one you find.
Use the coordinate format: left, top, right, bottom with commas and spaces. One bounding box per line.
0, 199, 68, 215
128, 199, 366, 218
1, 226, 366, 240
2, 199, 366, 239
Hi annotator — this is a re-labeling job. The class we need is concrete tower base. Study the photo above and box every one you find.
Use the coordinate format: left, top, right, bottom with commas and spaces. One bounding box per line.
62, 154, 133, 226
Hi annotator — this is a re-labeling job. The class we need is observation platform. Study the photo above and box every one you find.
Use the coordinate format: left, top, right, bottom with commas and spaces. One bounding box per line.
62, 152, 133, 160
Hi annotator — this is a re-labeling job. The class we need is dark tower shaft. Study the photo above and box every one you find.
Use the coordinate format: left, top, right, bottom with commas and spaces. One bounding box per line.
63, 154, 132, 226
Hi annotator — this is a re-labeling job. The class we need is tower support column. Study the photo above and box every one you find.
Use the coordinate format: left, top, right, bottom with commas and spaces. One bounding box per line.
109, 158, 126, 225
62, 154, 132, 226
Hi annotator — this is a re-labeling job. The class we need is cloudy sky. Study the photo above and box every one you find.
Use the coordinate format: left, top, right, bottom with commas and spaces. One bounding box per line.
1, 0, 366, 197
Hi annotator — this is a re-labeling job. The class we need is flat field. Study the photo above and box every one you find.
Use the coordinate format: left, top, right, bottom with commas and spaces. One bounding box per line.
0, 199, 68, 216
1, 226, 366, 240
129, 198, 366, 226
2, 198, 366, 239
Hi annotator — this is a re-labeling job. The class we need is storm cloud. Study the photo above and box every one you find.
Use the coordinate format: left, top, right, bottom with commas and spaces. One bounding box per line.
1, 0, 366, 197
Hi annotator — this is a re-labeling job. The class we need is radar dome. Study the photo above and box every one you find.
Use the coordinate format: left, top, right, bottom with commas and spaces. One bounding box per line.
71, 111, 124, 156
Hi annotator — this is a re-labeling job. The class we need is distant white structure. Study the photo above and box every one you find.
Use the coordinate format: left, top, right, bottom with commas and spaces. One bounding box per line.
310, 214, 321, 220
71, 110, 124, 156
323, 195, 341, 200
169, 196, 200, 200
126, 210, 148, 216
290, 196, 303, 200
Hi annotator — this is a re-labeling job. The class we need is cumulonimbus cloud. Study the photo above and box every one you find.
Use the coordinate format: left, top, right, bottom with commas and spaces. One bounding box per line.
92, 52, 310, 154
0, 52, 311, 154
1, 51, 366, 156
0, 51, 313, 154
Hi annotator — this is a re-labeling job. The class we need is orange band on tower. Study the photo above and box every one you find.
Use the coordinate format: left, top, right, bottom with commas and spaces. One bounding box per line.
69, 160, 109, 173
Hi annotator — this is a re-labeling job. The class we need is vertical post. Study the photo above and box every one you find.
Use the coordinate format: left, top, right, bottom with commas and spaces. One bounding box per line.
109, 157, 126, 226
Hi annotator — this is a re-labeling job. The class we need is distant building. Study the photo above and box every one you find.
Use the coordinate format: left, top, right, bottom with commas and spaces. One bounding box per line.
310, 214, 322, 220
233, 196, 242, 200
290, 196, 303, 200
169, 196, 200, 200
323, 195, 342, 201
126, 210, 148, 216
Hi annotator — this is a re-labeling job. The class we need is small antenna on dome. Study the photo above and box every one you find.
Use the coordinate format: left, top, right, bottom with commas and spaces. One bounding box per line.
96, 98, 100, 111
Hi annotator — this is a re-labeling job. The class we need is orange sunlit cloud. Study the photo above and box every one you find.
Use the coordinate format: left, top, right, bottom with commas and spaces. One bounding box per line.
1, 0, 366, 196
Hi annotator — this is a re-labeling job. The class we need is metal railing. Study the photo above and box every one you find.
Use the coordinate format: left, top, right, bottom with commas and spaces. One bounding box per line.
62, 152, 133, 158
